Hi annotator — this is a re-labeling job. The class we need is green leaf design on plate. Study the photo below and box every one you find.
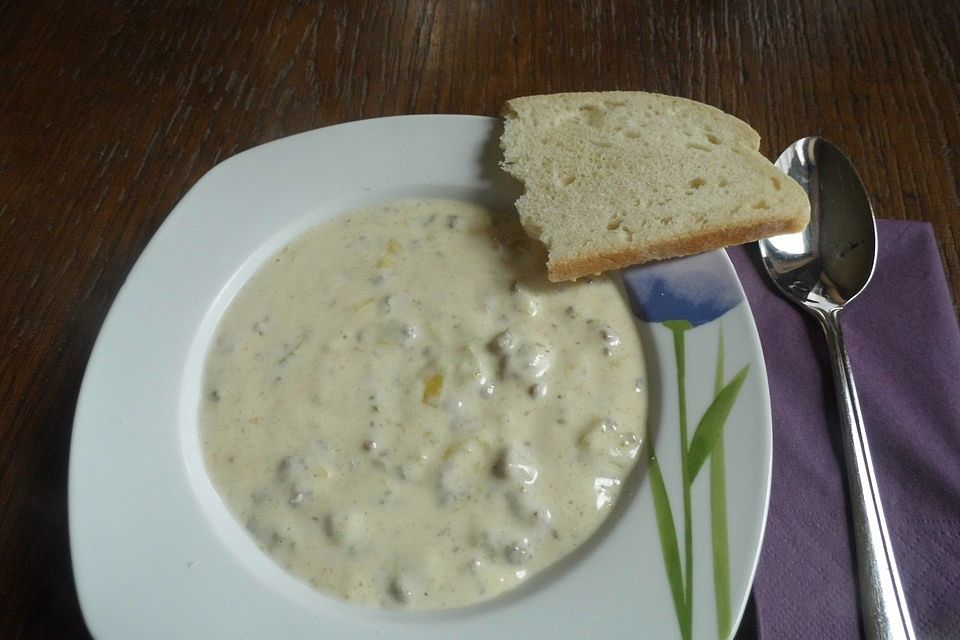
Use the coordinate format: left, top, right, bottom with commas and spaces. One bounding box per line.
711, 329, 732, 639
650, 320, 750, 640
711, 437, 732, 639
685, 365, 748, 485
649, 453, 690, 640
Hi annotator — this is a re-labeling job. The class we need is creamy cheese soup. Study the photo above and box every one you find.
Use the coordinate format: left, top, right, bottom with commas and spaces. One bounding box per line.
200, 199, 647, 610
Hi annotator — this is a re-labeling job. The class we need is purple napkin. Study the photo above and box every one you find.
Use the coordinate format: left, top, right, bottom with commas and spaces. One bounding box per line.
727, 220, 960, 640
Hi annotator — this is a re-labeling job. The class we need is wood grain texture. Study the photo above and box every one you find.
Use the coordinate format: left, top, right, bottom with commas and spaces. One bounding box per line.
0, 1, 956, 638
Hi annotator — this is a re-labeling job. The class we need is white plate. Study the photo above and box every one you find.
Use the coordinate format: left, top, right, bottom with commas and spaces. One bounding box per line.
69, 115, 771, 639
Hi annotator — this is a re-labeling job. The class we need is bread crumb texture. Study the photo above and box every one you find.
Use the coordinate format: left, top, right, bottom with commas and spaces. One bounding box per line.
499, 91, 810, 282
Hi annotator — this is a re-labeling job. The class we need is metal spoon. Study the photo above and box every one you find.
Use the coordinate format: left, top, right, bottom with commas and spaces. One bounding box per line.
758, 137, 915, 640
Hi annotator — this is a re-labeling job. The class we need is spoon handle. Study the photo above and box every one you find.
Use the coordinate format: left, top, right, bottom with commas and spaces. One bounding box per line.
820, 310, 916, 640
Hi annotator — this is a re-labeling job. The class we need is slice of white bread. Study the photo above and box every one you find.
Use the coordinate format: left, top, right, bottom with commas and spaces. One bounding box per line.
499, 91, 810, 282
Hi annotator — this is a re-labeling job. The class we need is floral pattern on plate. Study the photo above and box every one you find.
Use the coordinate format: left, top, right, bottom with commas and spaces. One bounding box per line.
624, 253, 750, 640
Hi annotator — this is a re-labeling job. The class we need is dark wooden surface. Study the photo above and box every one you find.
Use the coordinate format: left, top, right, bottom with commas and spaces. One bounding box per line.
1, 1, 957, 638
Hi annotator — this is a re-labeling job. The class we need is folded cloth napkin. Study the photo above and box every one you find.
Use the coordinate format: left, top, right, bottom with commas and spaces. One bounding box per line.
727, 220, 960, 640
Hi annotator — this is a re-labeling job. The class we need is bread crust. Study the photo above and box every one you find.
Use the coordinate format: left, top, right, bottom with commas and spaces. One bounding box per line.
547, 216, 806, 282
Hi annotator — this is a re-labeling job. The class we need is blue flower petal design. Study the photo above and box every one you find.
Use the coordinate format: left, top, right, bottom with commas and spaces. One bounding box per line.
622, 253, 742, 326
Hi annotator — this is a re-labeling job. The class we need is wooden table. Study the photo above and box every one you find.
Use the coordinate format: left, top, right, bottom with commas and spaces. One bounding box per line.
2, 2, 957, 638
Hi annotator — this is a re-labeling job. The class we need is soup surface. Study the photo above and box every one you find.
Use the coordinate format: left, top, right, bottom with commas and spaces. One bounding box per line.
200, 199, 647, 610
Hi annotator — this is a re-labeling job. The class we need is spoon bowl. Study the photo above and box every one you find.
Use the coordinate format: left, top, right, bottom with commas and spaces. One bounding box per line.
760, 137, 877, 313
759, 137, 915, 640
